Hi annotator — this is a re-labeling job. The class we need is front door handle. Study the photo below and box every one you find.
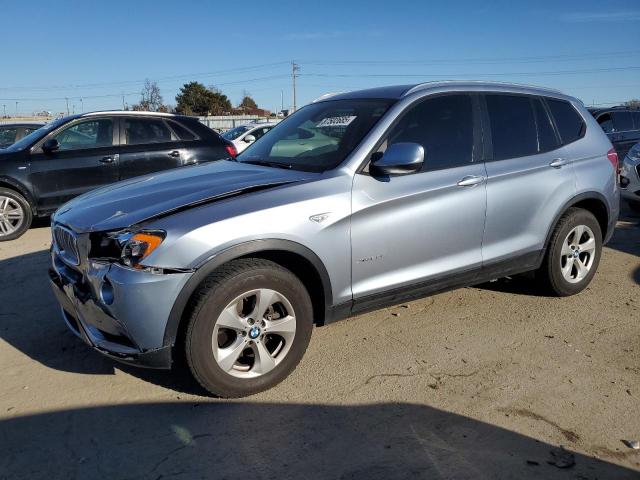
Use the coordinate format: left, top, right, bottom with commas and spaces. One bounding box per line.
100, 156, 114, 164
457, 175, 485, 187
549, 158, 568, 168
168, 150, 181, 158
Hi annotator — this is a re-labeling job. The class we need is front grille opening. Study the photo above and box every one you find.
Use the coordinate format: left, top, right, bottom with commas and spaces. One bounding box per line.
53, 225, 80, 265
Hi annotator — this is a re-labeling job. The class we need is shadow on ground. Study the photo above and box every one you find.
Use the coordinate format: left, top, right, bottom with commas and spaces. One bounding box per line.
1, 401, 637, 480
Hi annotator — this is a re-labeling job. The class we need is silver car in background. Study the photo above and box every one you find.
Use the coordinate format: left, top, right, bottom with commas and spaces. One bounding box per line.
49, 81, 619, 397
620, 141, 640, 212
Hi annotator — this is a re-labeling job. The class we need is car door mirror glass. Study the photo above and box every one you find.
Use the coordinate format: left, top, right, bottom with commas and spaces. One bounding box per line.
244, 134, 256, 143
42, 138, 60, 153
370, 142, 424, 176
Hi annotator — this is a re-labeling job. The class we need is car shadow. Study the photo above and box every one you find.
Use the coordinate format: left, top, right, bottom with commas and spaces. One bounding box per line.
1, 401, 637, 479
0, 248, 205, 395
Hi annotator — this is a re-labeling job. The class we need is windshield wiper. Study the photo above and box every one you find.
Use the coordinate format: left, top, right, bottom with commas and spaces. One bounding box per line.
242, 159, 292, 170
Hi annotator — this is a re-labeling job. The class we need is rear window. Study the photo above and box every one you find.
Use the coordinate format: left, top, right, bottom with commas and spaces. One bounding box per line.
532, 98, 559, 152
546, 99, 585, 145
612, 111, 634, 131
124, 118, 174, 145
168, 120, 197, 141
486, 94, 538, 160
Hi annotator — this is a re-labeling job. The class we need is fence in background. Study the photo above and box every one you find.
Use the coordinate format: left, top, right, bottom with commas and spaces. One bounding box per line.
197, 115, 281, 132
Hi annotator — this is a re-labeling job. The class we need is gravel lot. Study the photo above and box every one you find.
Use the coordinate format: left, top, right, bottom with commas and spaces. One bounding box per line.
0, 207, 638, 479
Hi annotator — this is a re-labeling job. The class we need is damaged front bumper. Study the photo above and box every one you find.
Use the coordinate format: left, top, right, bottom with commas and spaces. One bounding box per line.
49, 249, 192, 369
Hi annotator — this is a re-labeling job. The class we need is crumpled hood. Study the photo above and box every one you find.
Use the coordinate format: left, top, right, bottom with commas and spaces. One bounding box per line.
53, 160, 313, 232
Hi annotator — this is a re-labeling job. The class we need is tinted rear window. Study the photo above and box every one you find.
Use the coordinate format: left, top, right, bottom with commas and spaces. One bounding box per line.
547, 99, 585, 145
168, 120, 197, 141
612, 111, 634, 131
486, 94, 538, 160
124, 118, 174, 145
532, 98, 559, 152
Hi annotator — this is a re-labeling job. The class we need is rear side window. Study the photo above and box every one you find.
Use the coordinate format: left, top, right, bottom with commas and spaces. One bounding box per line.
486, 94, 538, 160
612, 111, 634, 132
168, 120, 197, 141
546, 99, 585, 145
124, 118, 174, 145
379, 94, 474, 171
532, 98, 559, 152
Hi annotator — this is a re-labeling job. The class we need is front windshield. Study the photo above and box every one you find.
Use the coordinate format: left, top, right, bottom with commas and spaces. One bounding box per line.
237, 98, 395, 172
221, 125, 251, 141
4, 118, 66, 152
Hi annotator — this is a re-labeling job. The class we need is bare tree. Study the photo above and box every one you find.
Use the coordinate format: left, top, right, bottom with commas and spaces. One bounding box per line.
623, 99, 640, 109
135, 79, 164, 111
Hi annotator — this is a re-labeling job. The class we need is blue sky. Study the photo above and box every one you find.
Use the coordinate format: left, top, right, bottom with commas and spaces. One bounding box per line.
2, 0, 639, 115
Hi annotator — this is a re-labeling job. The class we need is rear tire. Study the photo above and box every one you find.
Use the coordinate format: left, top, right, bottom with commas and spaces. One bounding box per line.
184, 258, 313, 398
0, 188, 32, 241
537, 208, 602, 296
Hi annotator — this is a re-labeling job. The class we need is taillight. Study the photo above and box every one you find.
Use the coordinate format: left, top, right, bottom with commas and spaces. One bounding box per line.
225, 143, 238, 158
607, 147, 619, 173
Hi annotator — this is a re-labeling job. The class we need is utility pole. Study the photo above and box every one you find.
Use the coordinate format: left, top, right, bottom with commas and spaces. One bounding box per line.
291, 61, 299, 112
280, 89, 284, 113
2, 104, 5, 117
122, 94, 125, 110
15, 102, 18, 117
80, 98, 83, 113
65, 97, 69, 116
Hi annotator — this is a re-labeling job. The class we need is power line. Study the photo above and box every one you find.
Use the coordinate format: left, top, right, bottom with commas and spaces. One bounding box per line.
302, 65, 640, 79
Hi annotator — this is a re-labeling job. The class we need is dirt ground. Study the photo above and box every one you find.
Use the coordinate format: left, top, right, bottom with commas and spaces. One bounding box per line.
0, 207, 638, 480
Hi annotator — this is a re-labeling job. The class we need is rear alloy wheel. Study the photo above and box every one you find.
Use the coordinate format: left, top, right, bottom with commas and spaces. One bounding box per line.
537, 208, 602, 296
0, 188, 32, 241
184, 259, 313, 397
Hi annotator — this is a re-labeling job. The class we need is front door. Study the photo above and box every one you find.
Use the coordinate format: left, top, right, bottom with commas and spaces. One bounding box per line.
351, 94, 487, 301
29, 117, 119, 212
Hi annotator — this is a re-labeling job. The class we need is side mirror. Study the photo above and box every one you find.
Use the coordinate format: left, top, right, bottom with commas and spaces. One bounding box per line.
370, 142, 424, 176
244, 134, 256, 143
42, 138, 60, 153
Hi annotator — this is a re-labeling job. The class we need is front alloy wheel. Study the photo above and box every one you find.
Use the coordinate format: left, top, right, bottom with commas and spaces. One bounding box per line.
185, 259, 313, 397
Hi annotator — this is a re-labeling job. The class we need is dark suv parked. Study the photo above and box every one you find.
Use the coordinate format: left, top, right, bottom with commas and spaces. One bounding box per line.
0, 111, 235, 240
589, 106, 640, 159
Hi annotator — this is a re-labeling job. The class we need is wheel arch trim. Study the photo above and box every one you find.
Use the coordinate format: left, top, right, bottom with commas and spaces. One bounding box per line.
162, 239, 334, 348
0, 176, 36, 214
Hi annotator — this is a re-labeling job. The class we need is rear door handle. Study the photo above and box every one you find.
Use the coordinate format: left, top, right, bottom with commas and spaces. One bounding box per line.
457, 175, 485, 187
549, 158, 568, 168
168, 150, 181, 158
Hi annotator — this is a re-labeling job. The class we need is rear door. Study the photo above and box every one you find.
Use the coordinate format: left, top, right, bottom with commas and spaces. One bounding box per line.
481, 94, 577, 267
29, 117, 120, 211
118, 116, 185, 180
351, 93, 487, 299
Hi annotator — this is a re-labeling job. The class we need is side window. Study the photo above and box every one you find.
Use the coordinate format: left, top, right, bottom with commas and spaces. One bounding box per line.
23, 127, 40, 136
547, 99, 585, 144
378, 94, 474, 171
597, 113, 614, 133
0, 127, 18, 147
167, 120, 196, 141
633, 112, 640, 130
252, 127, 271, 140
53, 119, 113, 151
124, 118, 174, 145
612, 112, 634, 132
486, 94, 538, 160
532, 98, 559, 152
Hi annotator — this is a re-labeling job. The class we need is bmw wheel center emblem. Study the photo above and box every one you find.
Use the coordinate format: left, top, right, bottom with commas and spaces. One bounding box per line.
249, 326, 261, 339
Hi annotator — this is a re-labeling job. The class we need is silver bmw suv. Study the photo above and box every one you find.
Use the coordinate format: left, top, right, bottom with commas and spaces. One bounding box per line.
49, 81, 619, 397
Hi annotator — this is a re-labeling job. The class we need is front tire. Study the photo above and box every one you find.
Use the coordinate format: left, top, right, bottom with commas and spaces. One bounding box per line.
537, 208, 602, 296
0, 188, 32, 241
184, 258, 313, 397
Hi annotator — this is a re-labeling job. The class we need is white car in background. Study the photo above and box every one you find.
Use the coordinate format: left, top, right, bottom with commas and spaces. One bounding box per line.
620, 141, 640, 212
221, 122, 278, 153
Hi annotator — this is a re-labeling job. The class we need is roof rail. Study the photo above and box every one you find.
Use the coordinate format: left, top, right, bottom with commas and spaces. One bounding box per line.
403, 80, 564, 97
82, 110, 176, 117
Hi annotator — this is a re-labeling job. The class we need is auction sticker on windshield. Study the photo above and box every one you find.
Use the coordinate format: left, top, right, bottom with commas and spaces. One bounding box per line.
316, 116, 357, 128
